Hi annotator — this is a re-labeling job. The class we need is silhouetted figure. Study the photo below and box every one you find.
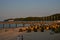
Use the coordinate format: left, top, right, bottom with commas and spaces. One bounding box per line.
17, 35, 23, 40
40, 26, 44, 32
17, 35, 20, 40
49, 26, 51, 30
19, 28, 23, 32
21, 35, 23, 40
37, 26, 39, 29
27, 27, 31, 32
33, 27, 37, 32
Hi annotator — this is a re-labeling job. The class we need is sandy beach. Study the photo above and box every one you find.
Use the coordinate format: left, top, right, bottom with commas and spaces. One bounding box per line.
0, 28, 22, 40
0, 29, 60, 40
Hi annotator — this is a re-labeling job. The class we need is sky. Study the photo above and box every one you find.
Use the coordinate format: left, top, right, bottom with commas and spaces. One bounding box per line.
0, 0, 60, 21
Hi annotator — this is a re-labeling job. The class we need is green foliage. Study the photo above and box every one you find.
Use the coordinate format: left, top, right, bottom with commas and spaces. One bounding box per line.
4, 13, 60, 21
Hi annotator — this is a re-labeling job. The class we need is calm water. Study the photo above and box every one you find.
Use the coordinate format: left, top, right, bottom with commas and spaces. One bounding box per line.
0, 21, 54, 28
0, 24, 30, 28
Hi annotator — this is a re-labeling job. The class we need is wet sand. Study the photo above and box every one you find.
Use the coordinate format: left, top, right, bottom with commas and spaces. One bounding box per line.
23, 30, 60, 40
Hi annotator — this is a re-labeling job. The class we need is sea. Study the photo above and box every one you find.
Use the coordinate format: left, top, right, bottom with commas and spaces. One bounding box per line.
0, 24, 30, 28
0, 21, 54, 28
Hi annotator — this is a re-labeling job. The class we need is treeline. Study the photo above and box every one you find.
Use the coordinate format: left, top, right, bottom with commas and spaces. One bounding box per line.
4, 13, 60, 21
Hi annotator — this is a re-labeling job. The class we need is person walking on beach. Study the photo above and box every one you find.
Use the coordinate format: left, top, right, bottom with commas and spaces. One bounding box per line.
17, 35, 23, 40
17, 35, 20, 40
21, 35, 23, 40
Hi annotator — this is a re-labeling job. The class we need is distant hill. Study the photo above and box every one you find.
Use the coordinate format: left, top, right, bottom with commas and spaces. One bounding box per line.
4, 13, 60, 21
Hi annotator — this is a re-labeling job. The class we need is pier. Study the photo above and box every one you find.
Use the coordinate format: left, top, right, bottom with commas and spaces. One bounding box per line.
0, 21, 55, 28
0, 21, 60, 33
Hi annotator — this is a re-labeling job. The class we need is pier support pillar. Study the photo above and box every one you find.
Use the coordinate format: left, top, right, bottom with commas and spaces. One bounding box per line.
9, 24, 11, 28
3, 24, 4, 29
15, 24, 17, 28
23, 24, 25, 27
